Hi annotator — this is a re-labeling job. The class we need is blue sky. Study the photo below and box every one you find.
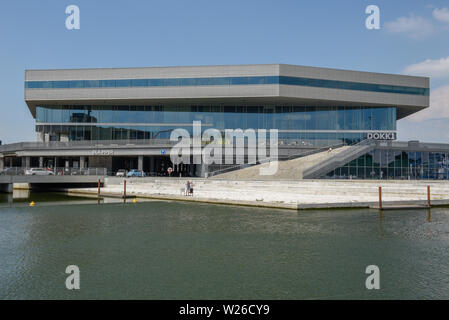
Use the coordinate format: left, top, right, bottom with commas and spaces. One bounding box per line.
1, 0, 449, 143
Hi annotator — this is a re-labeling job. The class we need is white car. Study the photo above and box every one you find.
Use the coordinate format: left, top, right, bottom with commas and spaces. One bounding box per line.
25, 168, 55, 176
116, 169, 126, 177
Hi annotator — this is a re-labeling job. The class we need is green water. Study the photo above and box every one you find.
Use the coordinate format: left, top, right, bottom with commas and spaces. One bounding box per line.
0, 193, 448, 299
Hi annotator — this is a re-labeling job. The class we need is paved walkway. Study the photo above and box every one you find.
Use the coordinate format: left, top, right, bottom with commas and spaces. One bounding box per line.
68, 178, 449, 210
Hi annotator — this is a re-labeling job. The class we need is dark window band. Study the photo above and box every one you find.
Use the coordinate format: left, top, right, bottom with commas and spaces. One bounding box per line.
25, 76, 429, 96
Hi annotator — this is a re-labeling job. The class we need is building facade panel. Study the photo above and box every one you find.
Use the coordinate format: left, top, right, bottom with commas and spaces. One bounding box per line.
25, 64, 280, 81
25, 84, 280, 106
279, 85, 428, 118
279, 64, 429, 88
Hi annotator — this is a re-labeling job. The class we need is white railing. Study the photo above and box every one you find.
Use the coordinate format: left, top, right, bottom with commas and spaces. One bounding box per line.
0, 167, 107, 176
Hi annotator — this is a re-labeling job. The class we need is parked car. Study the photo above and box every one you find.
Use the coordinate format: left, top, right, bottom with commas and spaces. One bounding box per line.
0, 167, 24, 175
116, 169, 127, 177
127, 169, 145, 177
25, 168, 54, 176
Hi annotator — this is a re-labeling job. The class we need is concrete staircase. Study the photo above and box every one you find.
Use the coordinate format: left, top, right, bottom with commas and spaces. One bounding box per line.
302, 142, 374, 179
210, 146, 350, 180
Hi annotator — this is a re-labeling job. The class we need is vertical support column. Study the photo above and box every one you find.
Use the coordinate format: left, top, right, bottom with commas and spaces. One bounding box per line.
39, 157, 44, 168
0, 157, 4, 172
54, 157, 58, 169
80, 157, 85, 169
25, 156, 30, 169
138, 155, 143, 171
150, 157, 155, 176
203, 163, 209, 178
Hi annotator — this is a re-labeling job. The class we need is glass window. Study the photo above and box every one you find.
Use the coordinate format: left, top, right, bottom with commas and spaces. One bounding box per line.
84, 80, 100, 88
52, 81, 69, 88
162, 79, 179, 86
116, 79, 131, 87
25, 76, 429, 96
131, 79, 148, 87
100, 80, 116, 87
148, 79, 163, 86
70, 81, 84, 88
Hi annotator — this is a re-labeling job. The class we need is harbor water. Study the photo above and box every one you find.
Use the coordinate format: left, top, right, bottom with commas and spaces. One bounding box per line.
0, 192, 448, 299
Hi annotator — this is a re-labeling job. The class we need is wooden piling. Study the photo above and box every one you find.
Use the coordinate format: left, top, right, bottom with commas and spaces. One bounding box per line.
124, 179, 127, 200
97, 179, 101, 197
427, 185, 431, 208
378, 186, 382, 210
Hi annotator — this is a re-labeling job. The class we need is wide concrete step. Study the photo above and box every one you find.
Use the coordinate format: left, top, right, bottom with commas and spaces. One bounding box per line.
100, 179, 449, 205
209, 146, 351, 180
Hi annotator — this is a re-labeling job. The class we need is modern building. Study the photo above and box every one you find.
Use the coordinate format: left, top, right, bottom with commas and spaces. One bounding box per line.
1, 63, 447, 179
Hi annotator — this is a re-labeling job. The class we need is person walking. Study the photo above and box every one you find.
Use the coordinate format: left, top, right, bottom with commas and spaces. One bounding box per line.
185, 180, 191, 196
189, 181, 194, 196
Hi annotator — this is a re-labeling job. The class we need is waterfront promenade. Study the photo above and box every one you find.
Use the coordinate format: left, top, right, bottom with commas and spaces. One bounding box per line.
68, 178, 449, 210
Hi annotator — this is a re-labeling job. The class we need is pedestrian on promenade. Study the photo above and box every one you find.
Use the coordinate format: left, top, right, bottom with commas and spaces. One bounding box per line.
186, 180, 191, 196
189, 181, 194, 196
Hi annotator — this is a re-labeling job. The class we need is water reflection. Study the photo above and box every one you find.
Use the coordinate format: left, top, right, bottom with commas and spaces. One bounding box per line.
377, 210, 383, 235
0, 195, 448, 299
0, 191, 96, 206
13, 189, 30, 200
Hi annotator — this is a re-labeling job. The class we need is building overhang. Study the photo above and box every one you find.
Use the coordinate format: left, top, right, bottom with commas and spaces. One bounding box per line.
24, 64, 430, 121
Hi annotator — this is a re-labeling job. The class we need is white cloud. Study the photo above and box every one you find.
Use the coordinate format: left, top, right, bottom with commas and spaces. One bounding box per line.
406, 85, 449, 122
403, 56, 449, 78
433, 7, 449, 24
384, 14, 434, 38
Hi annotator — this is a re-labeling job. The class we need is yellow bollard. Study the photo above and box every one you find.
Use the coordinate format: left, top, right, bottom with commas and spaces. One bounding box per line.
29, 201, 35, 207
133, 198, 137, 203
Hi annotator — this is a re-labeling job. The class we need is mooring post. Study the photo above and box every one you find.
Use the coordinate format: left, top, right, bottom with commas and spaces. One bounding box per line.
427, 185, 431, 208
97, 179, 101, 197
378, 186, 382, 210
124, 179, 127, 200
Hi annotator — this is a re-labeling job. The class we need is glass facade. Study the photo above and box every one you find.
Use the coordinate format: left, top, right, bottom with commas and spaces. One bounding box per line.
25, 76, 429, 96
325, 149, 449, 180
35, 105, 396, 145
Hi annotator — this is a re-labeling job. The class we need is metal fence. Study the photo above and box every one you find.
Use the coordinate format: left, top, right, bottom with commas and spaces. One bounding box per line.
0, 139, 177, 152
0, 138, 354, 152
0, 167, 107, 176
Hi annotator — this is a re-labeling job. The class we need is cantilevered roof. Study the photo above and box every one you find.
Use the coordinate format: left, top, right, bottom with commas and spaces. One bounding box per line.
24, 64, 430, 120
